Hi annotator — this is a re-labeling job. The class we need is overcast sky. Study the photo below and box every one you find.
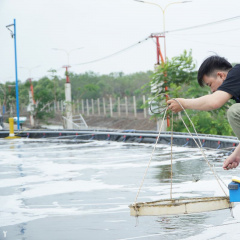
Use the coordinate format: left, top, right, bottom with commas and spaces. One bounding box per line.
1, 0, 240, 82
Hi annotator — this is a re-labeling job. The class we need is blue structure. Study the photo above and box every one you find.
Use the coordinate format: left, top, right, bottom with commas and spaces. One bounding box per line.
228, 181, 240, 202
6, 19, 20, 130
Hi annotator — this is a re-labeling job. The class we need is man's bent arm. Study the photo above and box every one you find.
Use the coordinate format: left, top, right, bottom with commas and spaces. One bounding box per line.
168, 91, 232, 112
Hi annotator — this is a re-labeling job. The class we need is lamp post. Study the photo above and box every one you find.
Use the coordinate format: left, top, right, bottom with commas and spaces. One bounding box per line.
20, 65, 40, 127
20, 65, 40, 79
6, 19, 20, 130
134, 0, 191, 129
52, 48, 83, 129
134, 0, 191, 61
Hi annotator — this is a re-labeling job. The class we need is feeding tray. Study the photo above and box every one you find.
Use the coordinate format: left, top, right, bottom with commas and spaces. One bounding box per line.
129, 196, 233, 216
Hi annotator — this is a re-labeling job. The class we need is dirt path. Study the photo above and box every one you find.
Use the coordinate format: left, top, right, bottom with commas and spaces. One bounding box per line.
84, 116, 157, 130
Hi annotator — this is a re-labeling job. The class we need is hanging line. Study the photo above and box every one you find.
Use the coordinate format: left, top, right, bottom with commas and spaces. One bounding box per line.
134, 98, 228, 207
134, 107, 168, 205
170, 111, 174, 199
173, 98, 228, 196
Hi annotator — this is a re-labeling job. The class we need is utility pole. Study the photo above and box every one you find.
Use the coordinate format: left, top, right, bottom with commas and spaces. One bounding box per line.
150, 34, 165, 65
63, 65, 73, 129
151, 34, 170, 128
20, 65, 39, 127
6, 19, 20, 130
134, 0, 191, 129
52, 48, 83, 129
28, 78, 36, 127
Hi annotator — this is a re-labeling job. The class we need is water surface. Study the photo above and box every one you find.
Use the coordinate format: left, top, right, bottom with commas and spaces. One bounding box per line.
0, 138, 239, 240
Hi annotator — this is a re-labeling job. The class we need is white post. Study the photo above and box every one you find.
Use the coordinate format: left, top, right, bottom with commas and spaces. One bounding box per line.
86, 99, 89, 116
97, 98, 100, 116
72, 100, 75, 115
143, 95, 147, 118
125, 96, 128, 117
109, 97, 113, 117
65, 83, 73, 129
77, 100, 80, 113
118, 97, 121, 117
91, 99, 94, 115
81, 99, 84, 114
133, 96, 137, 118
103, 98, 106, 116
28, 90, 35, 127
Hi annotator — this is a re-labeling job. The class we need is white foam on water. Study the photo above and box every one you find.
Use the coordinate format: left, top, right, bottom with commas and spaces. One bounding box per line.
0, 137, 235, 240
0, 195, 128, 227
183, 221, 240, 240
21, 179, 123, 199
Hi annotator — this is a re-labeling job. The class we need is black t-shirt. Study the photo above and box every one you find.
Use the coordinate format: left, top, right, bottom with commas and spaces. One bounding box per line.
217, 64, 240, 103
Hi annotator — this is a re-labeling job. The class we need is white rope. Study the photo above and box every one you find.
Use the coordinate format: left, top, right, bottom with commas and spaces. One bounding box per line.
133, 98, 229, 213
170, 111, 173, 199
173, 99, 228, 196
134, 108, 168, 205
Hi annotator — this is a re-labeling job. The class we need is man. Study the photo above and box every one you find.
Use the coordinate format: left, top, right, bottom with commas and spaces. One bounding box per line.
167, 56, 240, 170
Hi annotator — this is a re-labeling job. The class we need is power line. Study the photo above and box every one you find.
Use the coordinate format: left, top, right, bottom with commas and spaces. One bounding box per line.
74, 37, 150, 66
169, 27, 240, 36
74, 15, 240, 66
168, 35, 240, 48
167, 15, 240, 34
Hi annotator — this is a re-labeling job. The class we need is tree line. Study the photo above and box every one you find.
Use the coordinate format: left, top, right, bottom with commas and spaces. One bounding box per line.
0, 70, 152, 120
1, 49, 236, 136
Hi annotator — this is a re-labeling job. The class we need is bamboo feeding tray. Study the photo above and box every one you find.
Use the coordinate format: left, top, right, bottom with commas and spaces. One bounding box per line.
129, 196, 233, 216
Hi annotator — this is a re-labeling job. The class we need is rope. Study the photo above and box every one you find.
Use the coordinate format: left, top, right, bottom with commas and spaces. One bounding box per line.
170, 112, 173, 199
173, 99, 228, 196
134, 98, 228, 209
134, 107, 168, 205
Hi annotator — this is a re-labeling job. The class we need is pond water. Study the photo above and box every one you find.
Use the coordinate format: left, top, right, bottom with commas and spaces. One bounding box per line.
0, 138, 240, 240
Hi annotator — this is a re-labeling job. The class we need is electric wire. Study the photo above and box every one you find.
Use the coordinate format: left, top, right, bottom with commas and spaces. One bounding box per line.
70, 16, 240, 67
75, 37, 150, 66
167, 35, 240, 48
169, 27, 240, 36
165, 15, 240, 34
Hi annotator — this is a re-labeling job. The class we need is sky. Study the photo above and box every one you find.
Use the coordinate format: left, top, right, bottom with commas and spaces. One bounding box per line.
1, 0, 240, 83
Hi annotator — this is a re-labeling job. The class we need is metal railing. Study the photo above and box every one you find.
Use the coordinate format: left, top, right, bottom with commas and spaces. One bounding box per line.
62, 114, 88, 129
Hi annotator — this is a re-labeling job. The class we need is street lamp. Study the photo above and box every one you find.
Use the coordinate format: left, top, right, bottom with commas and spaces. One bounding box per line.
20, 65, 41, 79
52, 48, 83, 66
20, 65, 40, 127
134, 0, 191, 129
6, 19, 20, 130
134, 0, 191, 60
52, 47, 83, 129
52, 48, 83, 83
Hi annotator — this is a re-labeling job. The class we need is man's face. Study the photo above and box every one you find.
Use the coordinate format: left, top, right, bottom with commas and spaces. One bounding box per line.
203, 72, 227, 93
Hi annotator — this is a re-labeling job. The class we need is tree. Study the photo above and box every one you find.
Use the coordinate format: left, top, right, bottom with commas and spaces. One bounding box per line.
149, 50, 234, 136
33, 77, 55, 120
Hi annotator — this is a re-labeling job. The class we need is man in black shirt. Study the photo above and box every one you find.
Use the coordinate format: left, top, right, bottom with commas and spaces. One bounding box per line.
167, 56, 240, 170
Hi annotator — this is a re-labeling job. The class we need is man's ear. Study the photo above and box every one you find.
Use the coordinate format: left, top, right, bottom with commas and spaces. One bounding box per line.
217, 71, 227, 80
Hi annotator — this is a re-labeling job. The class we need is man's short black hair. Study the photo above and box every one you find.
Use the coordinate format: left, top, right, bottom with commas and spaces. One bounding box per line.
197, 56, 232, 87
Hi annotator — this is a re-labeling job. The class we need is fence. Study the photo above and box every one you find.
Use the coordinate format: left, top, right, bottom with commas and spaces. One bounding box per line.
71, 95, 148, 118
1, 95, 150, 119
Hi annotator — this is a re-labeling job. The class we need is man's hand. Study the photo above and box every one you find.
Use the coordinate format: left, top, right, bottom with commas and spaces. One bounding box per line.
223, 144, 240, 170
167, 98, 185, 113
223, 153, 240, 170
